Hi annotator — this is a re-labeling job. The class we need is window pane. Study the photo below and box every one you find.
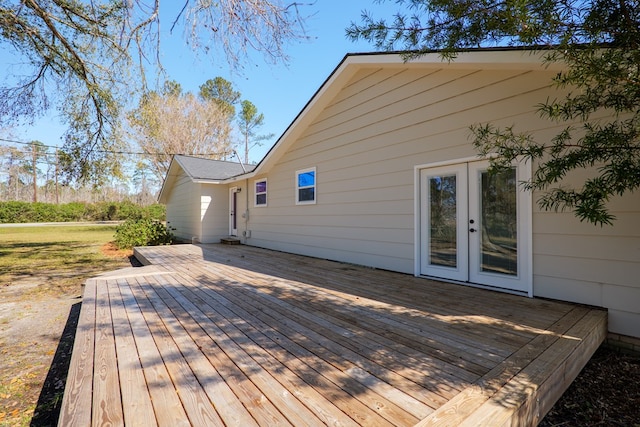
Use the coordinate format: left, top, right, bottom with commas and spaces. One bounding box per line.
298, 171, 315, 187
480, 168, 517, 275
298, 187, 315, 202
256, 181, 267, 193
256, 193, 267, 205
429, 175, 457, 268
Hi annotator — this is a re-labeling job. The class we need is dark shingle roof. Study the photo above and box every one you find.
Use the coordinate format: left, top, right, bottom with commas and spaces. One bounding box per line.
174, 155, 255, 181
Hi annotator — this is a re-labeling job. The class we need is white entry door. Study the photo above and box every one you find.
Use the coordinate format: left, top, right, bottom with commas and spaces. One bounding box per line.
420, 160, 531, 294
229, 187, 239, 236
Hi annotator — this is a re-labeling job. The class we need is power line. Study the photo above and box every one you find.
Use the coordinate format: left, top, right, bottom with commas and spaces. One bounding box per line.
0, 137, 228, 157
0, 137, 59, 149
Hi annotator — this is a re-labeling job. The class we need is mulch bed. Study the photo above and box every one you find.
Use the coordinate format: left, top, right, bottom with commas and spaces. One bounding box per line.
540, 346, 640, 426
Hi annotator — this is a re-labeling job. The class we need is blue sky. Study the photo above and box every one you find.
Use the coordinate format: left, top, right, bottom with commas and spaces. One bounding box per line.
8, 1, 397, 164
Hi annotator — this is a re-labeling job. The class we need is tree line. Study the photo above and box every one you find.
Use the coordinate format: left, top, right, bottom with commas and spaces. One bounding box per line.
1, 76, 272, 203
1, 1, 639, 225
0, 140, 156, 205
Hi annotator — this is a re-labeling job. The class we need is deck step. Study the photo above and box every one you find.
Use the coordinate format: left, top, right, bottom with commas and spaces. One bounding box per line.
220, 237, 241, 245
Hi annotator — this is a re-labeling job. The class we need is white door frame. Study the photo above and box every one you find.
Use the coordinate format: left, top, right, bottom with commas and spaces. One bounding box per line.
229, 187, 239, 236
414, 158, 533, 296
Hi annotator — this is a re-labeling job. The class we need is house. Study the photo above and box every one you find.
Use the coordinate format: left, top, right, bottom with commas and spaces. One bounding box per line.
158, 155, 255, 243
159, 49, 640, 346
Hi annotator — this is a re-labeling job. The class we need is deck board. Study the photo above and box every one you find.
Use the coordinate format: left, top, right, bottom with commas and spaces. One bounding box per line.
92, 279, 123, 425
59, 243, 606, 426
109, 279, 157, 426
58, 280, 96, 427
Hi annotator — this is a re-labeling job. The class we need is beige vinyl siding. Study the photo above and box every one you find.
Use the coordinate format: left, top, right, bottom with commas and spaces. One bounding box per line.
165, 170, 201, 242
248, 66, 561, 273
199, 184, 231, 243
533, 192, 640, 338
239, 53, 640, 339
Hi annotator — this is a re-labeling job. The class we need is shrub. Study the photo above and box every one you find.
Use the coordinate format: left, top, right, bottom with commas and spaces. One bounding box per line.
116, 201, 143, 220
114, 219, 174, 250
143, 203, 166, 221
86, 202, 122, 221
0, 201, 30, 223
58, 202, 87, 222
0, 201, 165, 223
31, 202, 57, 222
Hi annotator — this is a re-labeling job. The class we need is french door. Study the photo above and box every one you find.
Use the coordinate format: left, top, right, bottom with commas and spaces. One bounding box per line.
419, 160, 531, 294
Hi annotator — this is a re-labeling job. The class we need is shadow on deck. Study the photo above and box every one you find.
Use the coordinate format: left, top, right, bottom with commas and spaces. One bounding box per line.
58, 243, 606, 426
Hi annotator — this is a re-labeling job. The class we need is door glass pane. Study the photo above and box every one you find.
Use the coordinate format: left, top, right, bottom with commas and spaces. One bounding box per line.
429, 175, 457, 267
480, 168, 517, 275
232, 191, 237, 230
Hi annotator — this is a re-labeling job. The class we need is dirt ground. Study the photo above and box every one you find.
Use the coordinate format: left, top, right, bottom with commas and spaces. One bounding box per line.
0, 243, 639, 426
0, 243, 134, 427
0, 292, 79, 426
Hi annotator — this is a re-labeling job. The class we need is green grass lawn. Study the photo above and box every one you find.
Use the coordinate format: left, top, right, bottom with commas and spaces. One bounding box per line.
0, 225, 131, 294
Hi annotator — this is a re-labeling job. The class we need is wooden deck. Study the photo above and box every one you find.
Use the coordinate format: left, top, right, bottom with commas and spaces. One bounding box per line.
58, 244, 606, 426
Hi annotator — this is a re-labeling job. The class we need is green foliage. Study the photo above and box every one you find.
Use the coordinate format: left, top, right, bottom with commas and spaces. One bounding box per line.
238, 99, 274, 163
114, 219, 174, 250
0, 201, 34, 223
58, 202, 87, 222
144, 203, 166, 221
0, 201, 165, 224
348, 0, 640, 225
199, 77, 241, 116
163, 80, 183, 97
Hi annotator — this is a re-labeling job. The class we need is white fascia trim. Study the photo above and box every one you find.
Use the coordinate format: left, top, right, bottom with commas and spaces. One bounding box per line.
351, 50, 564, 71
222, 172, 257, 184
414, 155, 488, 171
192, 179, 226, 185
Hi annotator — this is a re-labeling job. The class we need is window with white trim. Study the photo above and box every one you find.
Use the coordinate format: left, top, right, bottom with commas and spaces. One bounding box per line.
254, 179, 267, 207
296, 167, 316, 205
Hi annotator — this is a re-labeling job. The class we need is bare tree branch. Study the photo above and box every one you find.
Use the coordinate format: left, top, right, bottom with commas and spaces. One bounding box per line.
0, 1, 312, 183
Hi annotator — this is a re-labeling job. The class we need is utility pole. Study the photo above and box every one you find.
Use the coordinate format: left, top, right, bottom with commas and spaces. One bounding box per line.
31, 142, 37, 202
55, 149, 59, 204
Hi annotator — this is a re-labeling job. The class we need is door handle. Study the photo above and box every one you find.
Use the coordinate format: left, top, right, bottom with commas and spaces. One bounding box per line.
469, 228, 477, 233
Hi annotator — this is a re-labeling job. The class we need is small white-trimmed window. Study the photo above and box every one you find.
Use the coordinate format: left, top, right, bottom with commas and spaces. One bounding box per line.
296, 167, 316, 205
254, 179, 267, 207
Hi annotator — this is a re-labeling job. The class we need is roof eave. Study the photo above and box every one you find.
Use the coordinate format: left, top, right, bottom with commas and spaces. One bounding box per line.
191, 179, 226, 185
